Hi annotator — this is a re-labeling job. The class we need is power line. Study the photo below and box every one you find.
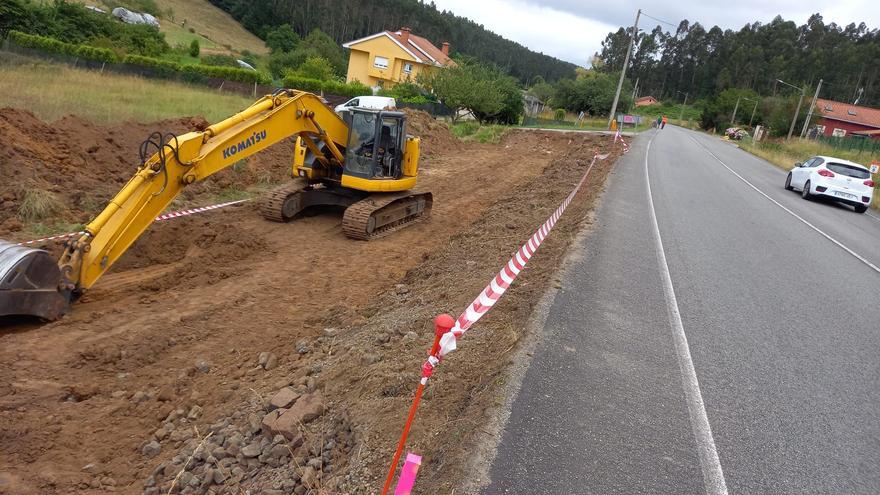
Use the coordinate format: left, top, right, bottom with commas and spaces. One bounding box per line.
640, 11, 678, 28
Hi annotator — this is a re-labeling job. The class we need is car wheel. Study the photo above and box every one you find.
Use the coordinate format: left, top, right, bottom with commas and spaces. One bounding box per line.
854, 204, 868, 214
801, 180, 813, 200
784, 173, 794, 191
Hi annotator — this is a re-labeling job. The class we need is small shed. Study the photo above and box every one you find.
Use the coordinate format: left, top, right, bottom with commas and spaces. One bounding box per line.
635, 96, 658, 107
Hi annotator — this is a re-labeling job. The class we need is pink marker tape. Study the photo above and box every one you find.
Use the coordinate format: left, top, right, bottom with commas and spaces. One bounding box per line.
394, 453, 422, 495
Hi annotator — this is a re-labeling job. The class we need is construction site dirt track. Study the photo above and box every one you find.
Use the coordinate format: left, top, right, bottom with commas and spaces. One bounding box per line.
0, 109, 623, 494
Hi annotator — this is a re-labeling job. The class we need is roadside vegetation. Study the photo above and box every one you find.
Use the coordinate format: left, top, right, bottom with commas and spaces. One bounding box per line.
0, 52, 253, 123
739, 138, 880, 209
451, 122, 510, 143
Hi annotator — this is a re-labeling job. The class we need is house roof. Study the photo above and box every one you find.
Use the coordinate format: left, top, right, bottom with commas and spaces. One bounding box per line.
636, 96, 657, 102
342, 30, 455, 67
816, 98, 880, 129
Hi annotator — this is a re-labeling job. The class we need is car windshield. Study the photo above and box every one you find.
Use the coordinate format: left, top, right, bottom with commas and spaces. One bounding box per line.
826, 162, 870, 179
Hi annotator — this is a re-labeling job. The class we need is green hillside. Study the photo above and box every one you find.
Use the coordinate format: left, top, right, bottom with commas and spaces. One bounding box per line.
208, 0, 578, 82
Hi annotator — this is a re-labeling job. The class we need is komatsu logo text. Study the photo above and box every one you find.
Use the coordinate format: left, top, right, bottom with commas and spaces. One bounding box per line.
223, 130, 267, 159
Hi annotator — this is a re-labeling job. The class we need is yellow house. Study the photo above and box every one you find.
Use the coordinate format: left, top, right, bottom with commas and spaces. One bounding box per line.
342, 27, 456, 89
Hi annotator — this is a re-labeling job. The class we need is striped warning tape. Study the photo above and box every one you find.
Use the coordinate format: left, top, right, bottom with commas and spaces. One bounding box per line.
18, 231, 85, 246
426, 150, 611, 376
154, 199, 249, 222
17, 199, 250, 246
615, 128, 630, 153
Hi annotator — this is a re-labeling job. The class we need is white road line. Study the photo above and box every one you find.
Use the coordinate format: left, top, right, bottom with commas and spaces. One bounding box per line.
687, 134, 880, 274
645, 133, 729, 495
866, 211, 880, 224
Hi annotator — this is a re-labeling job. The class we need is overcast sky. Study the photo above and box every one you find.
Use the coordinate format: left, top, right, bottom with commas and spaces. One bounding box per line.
431, 0, 880, 67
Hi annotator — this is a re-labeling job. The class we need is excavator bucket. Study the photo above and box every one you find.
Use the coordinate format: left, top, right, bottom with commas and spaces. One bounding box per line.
0, 241, 69, 320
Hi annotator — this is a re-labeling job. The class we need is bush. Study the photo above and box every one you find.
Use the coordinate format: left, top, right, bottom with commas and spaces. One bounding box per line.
5, 1, 168, 56
266, 24, 299, 54
281, 75, 324, 93
554, 108, 566, 121
122, 54, 180, 76
291, 56, 335, 81
10, 31, 118, 63
10, 31, 270, 85
268, 51, 307, 79
18, 188, 63, 222
189, 39, 199, 58
280, 75, 372, 97
201, 54, 238, 67
402, 95, 431, 104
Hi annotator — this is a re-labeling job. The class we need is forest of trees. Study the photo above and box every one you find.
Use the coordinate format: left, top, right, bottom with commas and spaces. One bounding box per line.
597, 14, 880, 107
208, 0, 577, 83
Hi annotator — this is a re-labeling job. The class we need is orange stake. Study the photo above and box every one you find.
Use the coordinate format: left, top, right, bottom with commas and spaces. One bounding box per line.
381, 314, 455, 495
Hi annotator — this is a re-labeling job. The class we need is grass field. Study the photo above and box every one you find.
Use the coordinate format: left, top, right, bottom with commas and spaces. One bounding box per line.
153, 0, 267, 54
452, 122, 511, 143
0, 53, 254, 123
739, 137, 880, 210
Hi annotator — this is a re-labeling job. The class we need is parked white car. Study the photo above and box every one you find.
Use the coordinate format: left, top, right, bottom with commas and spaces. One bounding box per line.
334, 96, 396, 115
785, 155, 874, 213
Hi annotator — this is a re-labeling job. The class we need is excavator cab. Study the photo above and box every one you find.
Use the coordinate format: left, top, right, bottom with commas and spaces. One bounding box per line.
343, 109, 405, 180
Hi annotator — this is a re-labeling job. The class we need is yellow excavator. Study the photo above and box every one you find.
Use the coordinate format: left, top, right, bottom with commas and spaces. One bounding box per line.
0, 89, 432, 320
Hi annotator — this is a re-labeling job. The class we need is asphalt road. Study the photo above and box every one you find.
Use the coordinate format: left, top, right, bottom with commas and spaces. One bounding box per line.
483, 126, 880, 494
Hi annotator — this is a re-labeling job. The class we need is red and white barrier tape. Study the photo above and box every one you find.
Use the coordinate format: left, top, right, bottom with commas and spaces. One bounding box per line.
614, 129, 630, 153
18, 231, 86, 246
420, 150, 611, 382
16, 199, 249, 246
154, 199, 249, 221
384, 137, 621, 494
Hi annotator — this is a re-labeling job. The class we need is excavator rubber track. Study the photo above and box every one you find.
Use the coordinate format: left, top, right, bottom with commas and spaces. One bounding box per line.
259, 179, 311, 222
342, 191, 433, 240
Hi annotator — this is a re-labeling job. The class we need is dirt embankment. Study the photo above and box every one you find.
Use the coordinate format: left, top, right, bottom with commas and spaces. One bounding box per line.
0, 108, 623, 495
0, 108, 292, 234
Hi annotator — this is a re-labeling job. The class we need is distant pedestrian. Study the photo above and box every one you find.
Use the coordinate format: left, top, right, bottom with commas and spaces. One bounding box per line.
661, 115, 668, 129
656, 116, 662, 128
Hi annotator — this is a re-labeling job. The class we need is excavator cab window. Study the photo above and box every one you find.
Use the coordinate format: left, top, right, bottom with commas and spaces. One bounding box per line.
344, 110, 405, 179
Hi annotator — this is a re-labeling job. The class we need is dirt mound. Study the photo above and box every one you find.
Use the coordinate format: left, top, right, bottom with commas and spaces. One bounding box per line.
401, 109, 458, 157
0, 108, 294, 236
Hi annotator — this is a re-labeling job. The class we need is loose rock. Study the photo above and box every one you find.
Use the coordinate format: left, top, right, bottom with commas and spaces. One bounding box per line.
141, 440, 161, 458
268, 387, 300, 411
194, 360, 210, 373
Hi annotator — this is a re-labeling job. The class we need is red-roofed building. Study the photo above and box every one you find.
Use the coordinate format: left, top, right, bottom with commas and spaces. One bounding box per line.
342, 27, 456, 90
814, 98, 880, 140
635, 96, 658, 107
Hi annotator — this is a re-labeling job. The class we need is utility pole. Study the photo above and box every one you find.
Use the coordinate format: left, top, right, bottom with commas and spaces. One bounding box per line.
787, 85, 806, 140
777, 79, 806, 141
748, 98, 759, 127
677, 90, 688, 123
631, 77, 640, 104
607, 9, 640, 129
731, 97, 741, 125
800, 79, 822, 138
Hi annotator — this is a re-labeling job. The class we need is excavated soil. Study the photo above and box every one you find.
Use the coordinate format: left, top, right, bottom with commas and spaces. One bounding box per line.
0, 108, 623, 495
0, 109, 293, 232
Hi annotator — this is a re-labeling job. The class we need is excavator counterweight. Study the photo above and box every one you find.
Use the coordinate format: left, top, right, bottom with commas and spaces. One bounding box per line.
0, 90, 431, 320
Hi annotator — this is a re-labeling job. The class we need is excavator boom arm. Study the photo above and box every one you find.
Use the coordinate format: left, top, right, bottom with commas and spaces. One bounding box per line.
0, 90, 349, 319
73, 91, 349, 291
